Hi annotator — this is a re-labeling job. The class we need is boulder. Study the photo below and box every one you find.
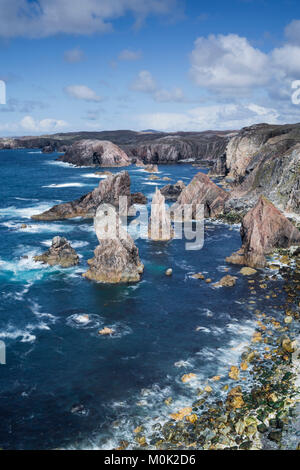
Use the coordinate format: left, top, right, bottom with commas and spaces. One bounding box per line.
83, 206, 144, 283
226, 196, 300, 268
58, 139, 130, 167
32, 171, 131, 221
213, 275, 237, 287
171, 172, 229, 219
34, 236, 79, 267
160, 180, 185, 201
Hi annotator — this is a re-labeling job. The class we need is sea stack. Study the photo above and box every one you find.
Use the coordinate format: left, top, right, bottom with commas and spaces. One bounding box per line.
83, 206, 144, 283
226, 196, 300, 268
34, 236, 79, 267
171, 172, 229, 220
149, 187, 173, 241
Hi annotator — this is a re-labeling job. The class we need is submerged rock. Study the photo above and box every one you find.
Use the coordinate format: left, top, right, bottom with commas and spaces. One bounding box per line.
171, 172, 229, 220
226, 196, 300, 268
83, 206, 144, 284
34, 236, 79, 267
32, 171, 131, 221
58, 139, 130, 167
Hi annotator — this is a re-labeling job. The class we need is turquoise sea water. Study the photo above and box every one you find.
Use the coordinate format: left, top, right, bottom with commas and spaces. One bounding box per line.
0, 149, 287, 449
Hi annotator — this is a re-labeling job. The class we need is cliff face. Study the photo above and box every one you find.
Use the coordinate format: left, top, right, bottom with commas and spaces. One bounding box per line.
58, 139, 130, 167
223, 123, 300, 214
0, 130, 232, 165
226, 196, 300, 268
32, 171, 131, 221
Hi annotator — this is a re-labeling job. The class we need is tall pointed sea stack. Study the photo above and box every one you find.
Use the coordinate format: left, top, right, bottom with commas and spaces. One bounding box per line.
149, 187, 172, 241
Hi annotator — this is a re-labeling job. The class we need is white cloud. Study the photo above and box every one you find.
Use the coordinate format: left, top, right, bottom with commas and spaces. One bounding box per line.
272, 44, 300, 76
20, 115, 68, 132
131, 70, 186, 102
64, 85, 102, 102
131, 70, 157, 93
138, 103, 280, 132
285, 19, 300, 44
153, 87, 186, 102
118, 49, 142, 61
64, 47, 85, 63
0, 0, 179, 38
190, 34, 271, 91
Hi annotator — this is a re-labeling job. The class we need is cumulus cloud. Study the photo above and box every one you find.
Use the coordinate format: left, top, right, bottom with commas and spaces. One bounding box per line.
64, 85, 102, 102
190, 34, 271, 91
131, 70, 157, 93
131, 70, 186, 102
0, 0, 180, 38
138, 103, 280, 132
118, 49, 142, 61
272, 44, 300, 76
0, 115, 68, 134
64, 47, 85, 63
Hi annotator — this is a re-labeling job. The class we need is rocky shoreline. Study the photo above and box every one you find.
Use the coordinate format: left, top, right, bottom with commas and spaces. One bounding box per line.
118, 248, 300, 450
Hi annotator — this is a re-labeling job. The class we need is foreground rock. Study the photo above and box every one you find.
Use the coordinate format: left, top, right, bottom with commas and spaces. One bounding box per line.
32, 172, 131, 221
58, 140, 130, 167
226, 196, 300, 268
160, 180, 185, 201
83, 207, 144, 283
34, 236, 79, 267
171, 172, 229, 219
149, 188, 173, 241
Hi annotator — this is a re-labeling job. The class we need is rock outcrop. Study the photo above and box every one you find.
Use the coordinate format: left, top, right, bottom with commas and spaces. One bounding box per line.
58, 140, 130, 167
32, 171, 131, 221
149, 188, 173, 241
160, 180, 185, 201
34, 236, 79, 267
171, 172, 230, 219
83, 207, 144, 283
226, 196, 300, 268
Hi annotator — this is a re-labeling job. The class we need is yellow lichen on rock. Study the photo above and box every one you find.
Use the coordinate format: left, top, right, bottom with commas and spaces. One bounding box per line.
170, 407, 193, 421
181, 373, 196, 383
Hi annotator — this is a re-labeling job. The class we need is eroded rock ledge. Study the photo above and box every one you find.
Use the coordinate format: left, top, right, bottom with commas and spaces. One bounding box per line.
58, 139, 130, 167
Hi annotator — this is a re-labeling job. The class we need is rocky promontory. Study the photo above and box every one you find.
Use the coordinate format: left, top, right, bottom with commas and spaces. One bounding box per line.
32, 171, 132, 221
226, 196, 300, 268
34, 236, 79, 267
58, 139, 130, 167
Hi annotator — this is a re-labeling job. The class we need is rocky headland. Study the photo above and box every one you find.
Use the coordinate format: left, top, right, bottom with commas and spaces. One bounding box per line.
31, 171, 138, 221
58, 140, 130, 167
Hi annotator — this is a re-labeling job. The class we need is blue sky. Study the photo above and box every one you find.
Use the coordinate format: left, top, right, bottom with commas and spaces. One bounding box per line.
1, 0, 300, 136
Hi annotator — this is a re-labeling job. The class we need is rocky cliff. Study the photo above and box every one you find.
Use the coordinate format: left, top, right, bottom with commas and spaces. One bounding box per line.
226, 196, 300, 268
58, 139, 130, 167
221, 123, 300, 214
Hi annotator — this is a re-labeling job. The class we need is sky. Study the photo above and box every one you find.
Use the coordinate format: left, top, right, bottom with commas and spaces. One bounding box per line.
1, 0, 300, 136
